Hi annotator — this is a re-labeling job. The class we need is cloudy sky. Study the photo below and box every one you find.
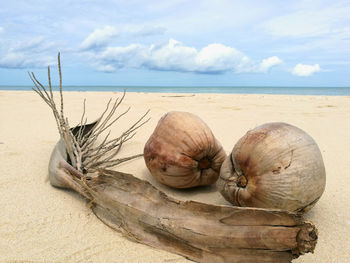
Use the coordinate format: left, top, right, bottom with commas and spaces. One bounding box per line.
0, 0, 349, 86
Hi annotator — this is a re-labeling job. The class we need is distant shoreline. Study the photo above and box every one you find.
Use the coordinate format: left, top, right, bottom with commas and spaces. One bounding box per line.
1, 85, 350, 96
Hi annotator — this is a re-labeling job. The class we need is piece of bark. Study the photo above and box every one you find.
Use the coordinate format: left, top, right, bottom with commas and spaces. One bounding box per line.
83, 169, 317, 263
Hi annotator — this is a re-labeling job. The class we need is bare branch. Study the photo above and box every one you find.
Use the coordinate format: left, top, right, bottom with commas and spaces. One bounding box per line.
58, 52, 64, 123
82, 109, 150, 170
31, 53, 149, 174
89, 154, 144, 170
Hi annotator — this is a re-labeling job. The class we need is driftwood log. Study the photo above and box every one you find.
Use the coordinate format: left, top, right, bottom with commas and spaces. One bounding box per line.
31, 54, 317, 263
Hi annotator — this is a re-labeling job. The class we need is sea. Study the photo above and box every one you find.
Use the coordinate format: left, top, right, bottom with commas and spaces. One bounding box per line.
1, 86, 350, 96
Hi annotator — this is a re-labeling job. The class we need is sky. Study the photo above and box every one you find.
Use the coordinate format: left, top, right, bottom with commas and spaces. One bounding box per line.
0, 0, 350, 87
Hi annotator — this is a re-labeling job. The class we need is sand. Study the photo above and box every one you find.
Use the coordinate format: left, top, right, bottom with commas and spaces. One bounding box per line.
0, 90, 349, 262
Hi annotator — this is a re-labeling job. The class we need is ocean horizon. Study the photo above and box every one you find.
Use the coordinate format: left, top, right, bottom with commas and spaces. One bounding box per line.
1, 85, 350, 96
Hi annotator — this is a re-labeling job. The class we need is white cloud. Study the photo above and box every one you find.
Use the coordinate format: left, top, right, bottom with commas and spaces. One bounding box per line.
0, 27, 3, 34
259, 56, 283, 72
90, 39, 281, 74
131, 25, 166, 37
292, 63, 321, 77
80, 26, 118, 50
0, 36, 57, 69
99, 44, 147, 69
145, 39, 198, 71
195, 43, 249, 73
11, 36, 56, 53
0, 52, 55, 68
96, 64, 116, 73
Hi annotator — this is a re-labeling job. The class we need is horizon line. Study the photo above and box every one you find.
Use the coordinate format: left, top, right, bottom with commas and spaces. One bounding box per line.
1, 85, 350, 88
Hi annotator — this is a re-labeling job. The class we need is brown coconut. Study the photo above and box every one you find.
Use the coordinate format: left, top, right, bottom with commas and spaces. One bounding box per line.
144, 111, 227, 188
217, 122, 326, 213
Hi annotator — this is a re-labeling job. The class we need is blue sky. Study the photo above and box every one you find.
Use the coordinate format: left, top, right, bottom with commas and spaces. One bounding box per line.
0, 0, 349, 86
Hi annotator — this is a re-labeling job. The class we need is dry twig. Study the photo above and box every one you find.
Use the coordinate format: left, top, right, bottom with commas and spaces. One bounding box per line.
30, 53, 150, 173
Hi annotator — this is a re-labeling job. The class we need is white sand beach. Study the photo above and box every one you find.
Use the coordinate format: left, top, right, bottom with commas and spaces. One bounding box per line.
0, 90, 349, 262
